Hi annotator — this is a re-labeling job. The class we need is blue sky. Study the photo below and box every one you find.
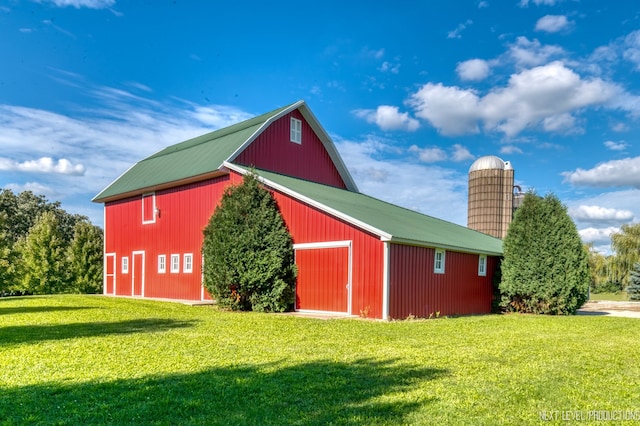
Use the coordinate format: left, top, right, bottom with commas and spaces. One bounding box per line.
1, 0, 639, 253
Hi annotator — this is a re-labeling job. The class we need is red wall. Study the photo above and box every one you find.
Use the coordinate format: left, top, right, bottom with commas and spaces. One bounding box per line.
104, 175, 232, 300
235, 110, 348, 189
104, 171, 385, 317
388, 244, 497, 319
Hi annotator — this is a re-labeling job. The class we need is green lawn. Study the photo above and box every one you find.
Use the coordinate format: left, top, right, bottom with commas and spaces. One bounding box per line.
1, 296, 640, 425
589, 292, 630, 302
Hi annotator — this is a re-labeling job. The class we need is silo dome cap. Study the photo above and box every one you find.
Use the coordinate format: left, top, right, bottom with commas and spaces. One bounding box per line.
469, 155, 508, 172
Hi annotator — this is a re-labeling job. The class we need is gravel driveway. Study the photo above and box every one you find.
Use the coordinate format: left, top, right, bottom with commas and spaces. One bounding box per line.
577, 301, 640, 318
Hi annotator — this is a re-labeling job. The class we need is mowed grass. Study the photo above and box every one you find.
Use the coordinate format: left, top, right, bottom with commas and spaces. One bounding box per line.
1, 296, 640, 425
590, 292, 630, 302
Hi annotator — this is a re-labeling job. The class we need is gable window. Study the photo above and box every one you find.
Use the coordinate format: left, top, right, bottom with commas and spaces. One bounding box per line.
434, 249, 445, 274
122, 256, 129, 274
158, 255, 166, 274
142, 193, 156, 224
170, 254, 180, 273
290, 117, 302, 144
478, 255, 487, 276
184, 253, 193, 273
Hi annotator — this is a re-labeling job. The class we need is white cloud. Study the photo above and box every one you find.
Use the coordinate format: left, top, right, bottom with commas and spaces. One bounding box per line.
408, 145, 448, 163
500, 145, 523, 155
569, 205, 634, 223
447, 20, 473, 39
507, 37, 565, 68
0, 84, 254, 226
604, 140, 629, 151
579, 226, 619, 248
378, 61, 400, 74
478, 1, 489, 8
353, 105, 419, 131
623, 30, 640, 70
408, 83, 481, 136
35, 0, 115, 9
452, 144, 474, 162
409, 62, 620, 137
0, 157, 85, 175
535, 15, 572, 33
519, 0, 560, 6
563, 157, 640, 188
456, 59, 491, 81
335, 136, 468, 225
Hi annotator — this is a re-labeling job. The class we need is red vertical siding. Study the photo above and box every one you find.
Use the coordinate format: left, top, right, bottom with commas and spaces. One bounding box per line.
295, 246, 349, 312
271, 184, 385, 319
105, 175, 232, 301
234, 110, 347, 189
388, 244, 496, 319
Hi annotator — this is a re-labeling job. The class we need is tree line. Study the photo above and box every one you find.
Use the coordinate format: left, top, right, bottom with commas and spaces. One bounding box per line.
586, 223, 640, 296
0, 189, 103, 296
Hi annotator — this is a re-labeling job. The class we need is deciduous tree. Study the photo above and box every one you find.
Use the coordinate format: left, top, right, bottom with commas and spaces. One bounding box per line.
68, 221, 104, 294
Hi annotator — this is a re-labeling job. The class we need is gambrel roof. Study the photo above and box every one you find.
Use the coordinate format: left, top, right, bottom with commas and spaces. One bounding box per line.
93, 101, 357, 203
226, 163, 503, 256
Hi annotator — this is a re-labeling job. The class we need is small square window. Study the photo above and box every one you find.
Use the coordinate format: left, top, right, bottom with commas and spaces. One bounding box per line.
122, 256, 129, 274
434, 249, 445, 274
478, 255, 487, 276
170, 254, 180, 273
158, 255, 166, 274
290, 117, 302, 144
184, 253, 193, 273
142, 193, 156, 224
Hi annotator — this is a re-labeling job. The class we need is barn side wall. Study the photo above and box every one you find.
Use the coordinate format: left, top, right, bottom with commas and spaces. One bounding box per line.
388, 244, 497, 319
104, 175, 232, 300
104, 171, 385, 317
234, 110, 348, 189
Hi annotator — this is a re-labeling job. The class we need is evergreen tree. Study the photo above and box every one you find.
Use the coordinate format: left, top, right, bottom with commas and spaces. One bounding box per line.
68, 221, 104, 294
18, 211, 69, 294
202, 172, 296, 312
500, 192, 590, 314
0, 212, 17, 295
627, 263, 640, 301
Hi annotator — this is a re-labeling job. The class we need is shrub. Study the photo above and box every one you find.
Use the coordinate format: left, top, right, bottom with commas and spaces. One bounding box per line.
500, 192, 590, 314
202, 172, 296, 312
627, 263, 640, 301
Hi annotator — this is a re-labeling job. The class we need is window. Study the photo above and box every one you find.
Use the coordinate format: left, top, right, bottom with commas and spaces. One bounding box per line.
158, 255, 166, 274
290, 117, 302, 144
478, 255, 487, 276
170, 254, 180, 273
122, 256, 129, 274
142, 193, 156, 224
184, 253, 193, 273
434, 249, 445, 274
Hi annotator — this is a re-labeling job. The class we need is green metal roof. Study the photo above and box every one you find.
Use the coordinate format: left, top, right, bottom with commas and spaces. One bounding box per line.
93, 103, 297, 202
230, 165, 503, 255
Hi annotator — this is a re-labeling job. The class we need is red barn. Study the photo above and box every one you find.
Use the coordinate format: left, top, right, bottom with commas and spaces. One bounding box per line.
93, 101, 502, 320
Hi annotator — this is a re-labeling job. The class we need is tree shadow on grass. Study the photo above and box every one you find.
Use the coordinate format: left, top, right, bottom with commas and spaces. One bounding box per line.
0, 306, 100, 316
0, 319, 197, 346
0, 359, 446, 425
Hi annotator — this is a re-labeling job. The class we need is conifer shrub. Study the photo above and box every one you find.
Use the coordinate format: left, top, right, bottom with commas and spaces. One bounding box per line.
627, 263, 640, 301
202, 172, 297, 312
499, 192, 590, 314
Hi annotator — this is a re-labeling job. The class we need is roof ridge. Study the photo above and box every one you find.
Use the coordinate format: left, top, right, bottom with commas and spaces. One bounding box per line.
146, 102, 298, 161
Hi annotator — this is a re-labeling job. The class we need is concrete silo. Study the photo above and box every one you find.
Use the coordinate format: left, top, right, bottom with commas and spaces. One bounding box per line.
467, 156, 514, 239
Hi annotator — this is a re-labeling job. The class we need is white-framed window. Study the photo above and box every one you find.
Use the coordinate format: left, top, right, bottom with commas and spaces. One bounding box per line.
478, 255, 487, 276
122, 256, 129, 274
158, 255, 166, 274
170, 254, 180, 273
434, 249, 445, 274
290, 117, 302, 144
142, 192, 156, 224
184, 253, 193, 273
